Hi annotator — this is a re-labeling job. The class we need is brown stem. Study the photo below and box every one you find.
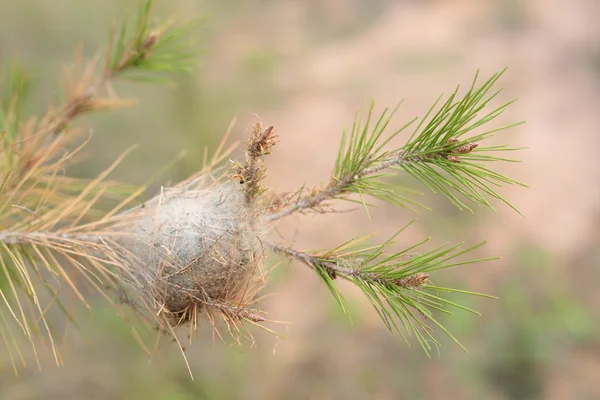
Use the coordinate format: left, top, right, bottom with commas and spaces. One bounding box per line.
261, 175, 353, 223
236, 124, 278, 203
0, 231, 104, 246
262, 137, 479, 223
266, 240, 428, 289
262, 152, 403, 224
266, 240, 353, 277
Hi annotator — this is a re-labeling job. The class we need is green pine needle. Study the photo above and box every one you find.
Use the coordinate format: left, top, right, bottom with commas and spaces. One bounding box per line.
299, 224, 497, 355
109, 0, 204, 81
332, 69, 526, 214
0, 61, 30, 152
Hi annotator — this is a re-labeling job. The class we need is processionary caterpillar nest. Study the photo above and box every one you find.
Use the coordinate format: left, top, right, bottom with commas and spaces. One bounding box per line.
117, 181, 264, 323
108, 124, 277, 328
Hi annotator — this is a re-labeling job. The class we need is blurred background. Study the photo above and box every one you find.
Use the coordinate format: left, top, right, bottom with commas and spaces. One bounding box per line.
1, 0, 599, 399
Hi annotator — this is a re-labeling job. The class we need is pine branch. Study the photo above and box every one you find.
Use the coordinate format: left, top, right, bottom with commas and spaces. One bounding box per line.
267, 223, 496, 354
0, 1, 207, 373
0, 0, 202, 186
0, 140, 154, 371
0, 0, 526, 373
49, 0, 201, 135
0, 0, 204, 234
264, 69, 525, 223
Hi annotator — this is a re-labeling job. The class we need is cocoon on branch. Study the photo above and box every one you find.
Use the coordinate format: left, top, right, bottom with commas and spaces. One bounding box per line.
115, 180, 265, 324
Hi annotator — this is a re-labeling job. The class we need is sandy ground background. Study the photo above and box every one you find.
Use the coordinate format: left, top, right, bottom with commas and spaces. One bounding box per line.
1, 0, 600, 399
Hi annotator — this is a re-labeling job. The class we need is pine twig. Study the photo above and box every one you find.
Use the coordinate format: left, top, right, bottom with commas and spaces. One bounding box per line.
267, 239, 429, 287
266, 229, 497, 355
263, 140, 480, 223
263, 69, 526, 223
233, 122, 279, 203
45, 1, 199, 138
